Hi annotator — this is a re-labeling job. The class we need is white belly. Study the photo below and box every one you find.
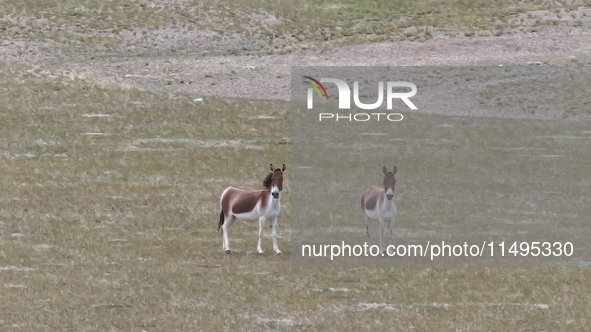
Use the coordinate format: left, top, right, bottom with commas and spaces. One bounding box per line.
232, 201, 261, 221
231, 201, 281, 221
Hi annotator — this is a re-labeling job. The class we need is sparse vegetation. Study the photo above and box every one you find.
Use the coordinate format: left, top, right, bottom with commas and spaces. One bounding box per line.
2, 0, 591, 330
1, 0, 591, 59
2, 61, 591, 331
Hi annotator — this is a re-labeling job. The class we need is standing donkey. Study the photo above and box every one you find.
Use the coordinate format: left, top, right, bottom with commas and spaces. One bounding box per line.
218, 163, 286, 255
361, 166, 398, 254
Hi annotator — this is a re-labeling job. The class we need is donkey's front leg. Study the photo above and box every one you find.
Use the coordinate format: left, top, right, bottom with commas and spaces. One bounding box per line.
384, 218, 395, 253
378, 217, 385, 255
270, 217, 282, 255
257, 216, 266, 254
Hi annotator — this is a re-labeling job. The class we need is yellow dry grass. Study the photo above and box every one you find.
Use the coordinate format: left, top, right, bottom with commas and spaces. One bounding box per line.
1, 63, 591, 331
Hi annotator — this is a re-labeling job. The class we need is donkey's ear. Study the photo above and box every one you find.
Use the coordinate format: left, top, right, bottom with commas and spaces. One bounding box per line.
282, 164, 286, 171
270, 163, 274, 172
392, 166, 398, 175
382, 166, 387, 174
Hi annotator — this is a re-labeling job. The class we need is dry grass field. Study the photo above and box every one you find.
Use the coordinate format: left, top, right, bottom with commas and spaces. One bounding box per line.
2, 0, 591, 331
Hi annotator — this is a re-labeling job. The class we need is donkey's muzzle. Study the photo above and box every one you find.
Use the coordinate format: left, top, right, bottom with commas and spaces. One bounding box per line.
272, 192, 279, 199
386, 194, 394, 200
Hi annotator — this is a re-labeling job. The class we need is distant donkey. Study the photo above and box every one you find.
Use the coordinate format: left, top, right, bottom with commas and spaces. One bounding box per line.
361, 166, 398, 255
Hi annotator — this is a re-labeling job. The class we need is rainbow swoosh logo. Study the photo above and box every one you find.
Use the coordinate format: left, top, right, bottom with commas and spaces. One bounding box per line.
302, 76, 329, 100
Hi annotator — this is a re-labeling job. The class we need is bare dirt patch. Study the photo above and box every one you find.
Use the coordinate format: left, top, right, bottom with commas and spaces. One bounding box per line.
2, 0, 591, 105
26, 25, 590, 120
3, 3, 591, 120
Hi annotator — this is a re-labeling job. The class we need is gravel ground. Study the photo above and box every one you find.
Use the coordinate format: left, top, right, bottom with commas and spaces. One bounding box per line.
3, 7, 591, 120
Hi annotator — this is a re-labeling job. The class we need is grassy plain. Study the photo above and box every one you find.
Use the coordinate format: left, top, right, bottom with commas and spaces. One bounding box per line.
2, 0, 591, 331
1, 63, 591, 331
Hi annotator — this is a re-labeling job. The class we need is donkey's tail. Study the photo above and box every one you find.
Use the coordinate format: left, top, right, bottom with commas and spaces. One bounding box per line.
218, 211, 225, 233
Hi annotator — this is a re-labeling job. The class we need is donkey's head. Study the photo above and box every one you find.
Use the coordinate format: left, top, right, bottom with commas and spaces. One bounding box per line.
268, 163, 286, 199
382, 166, 397, 201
